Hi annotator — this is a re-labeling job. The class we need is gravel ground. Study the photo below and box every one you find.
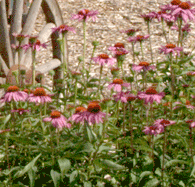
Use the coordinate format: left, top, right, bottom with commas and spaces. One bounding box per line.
2, 0, 195, 96
32, 0, 195, 89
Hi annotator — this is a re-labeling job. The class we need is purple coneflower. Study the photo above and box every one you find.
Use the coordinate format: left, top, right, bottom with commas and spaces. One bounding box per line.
71, 9, 98, 22
92, 54, 116, 66
113, 91, 129, 103
159, 43, 183, 56
132, 61, 155, 72
187, 71, 195, 76
69, 102, 107, 125
186, 120, 195, 128
11, 108, 29, 115
160, 0, 181, 11
128, 34, 150, 43
0, 129, 10, 134
75, 106, 87, 113
108, 43, 129, 57
171, 23, 191, 32
12, 33, 29, 42
113, 91, 136, 103
0, 86, 28, 103
52, 24, 76, 34
43, 110, 71, 129
23, 88, 34, 94
110, 67, 120, 77
28, 87, 52, 104
171, 2, 195, 23
143, 125, 164, 136
173, 100, 195, 110
138, 87, 165, 104
23, 37, 47, 52
108, 79, 130, 92
154, 119, 176, 127
141, 12, 156, 22
120, 29, 139, 36
127, 93, 137, 102
186, 100, 195, 109
154, 10, 174, 22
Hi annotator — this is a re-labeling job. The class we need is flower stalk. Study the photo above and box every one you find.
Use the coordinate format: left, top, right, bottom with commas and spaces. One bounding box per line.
162, 126, 167, 187
32, 50, 36, 86
140, 41, 144, 60
83, 20, 87, 71
189, 126, 194, 166
74, 78, 78, 106
161, 19, 168, 43
147, 22, 154, 64
62, 32, 68, 74
129, 103, 134, 153
98, 65, 103, 99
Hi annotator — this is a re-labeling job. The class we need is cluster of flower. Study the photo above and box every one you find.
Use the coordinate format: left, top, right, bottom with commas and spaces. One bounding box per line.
0, 86, 107, 129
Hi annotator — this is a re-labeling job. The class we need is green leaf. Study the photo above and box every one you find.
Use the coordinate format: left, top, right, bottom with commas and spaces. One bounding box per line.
70, 170, 78, 183
131, 173, 137, 183
101, 159, 125, 170
3, 114, 11, 125
81, 142, 95, 153
98, 123, 103, 137
89, 78, 99, 82
179, 181, 185, 187
98, 144, 112, 153
137, 145, 152, 152
96, 181, 105, 187
86, 125, 97, 143
14, 154, 41, 178
165, 159, 187, 168
3, 166, 20, 176
28, 167, 37, 187
58, 158, 71, 176
139, 171, 153, 182
190, 156, 195, 177
84, 181, 92, 187
50, 170, 61, 187
144, 178, 159, 187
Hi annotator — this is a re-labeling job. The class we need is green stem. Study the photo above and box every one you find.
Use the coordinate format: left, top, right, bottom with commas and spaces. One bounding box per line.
177, 18, 182, 47
151, 135, 155, 172
147, 22, 154, 64
5, 135, 11, 182
32, 50, 36, 86
40, 104, 42, 118
62, 33, 67, 74
49, 126, 55, 165
161, 19, 168, 43
123, 103, 126, 133
140, 41, 144, 60
129, 103, 134, 153
131, 43, 135, 64
120, 62, 124, 79
162, 127, 166, 187
44, 103, 47, 116
98, 65, 103, 99
18, 49, 21, 87
74, 78, 78, 106
189, 126, 194, 166
56, 129, 60, 156
88, 45, 97, 81
170, 54, 175, 99
83, 20, 87, 70
142, 71, 146, 91
116, 102, 120, 126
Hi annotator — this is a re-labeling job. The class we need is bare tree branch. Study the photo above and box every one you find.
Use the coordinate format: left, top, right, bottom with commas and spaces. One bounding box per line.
0, 0, 14, 68
35, 58, 61, 74
38, 22, 56, 43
